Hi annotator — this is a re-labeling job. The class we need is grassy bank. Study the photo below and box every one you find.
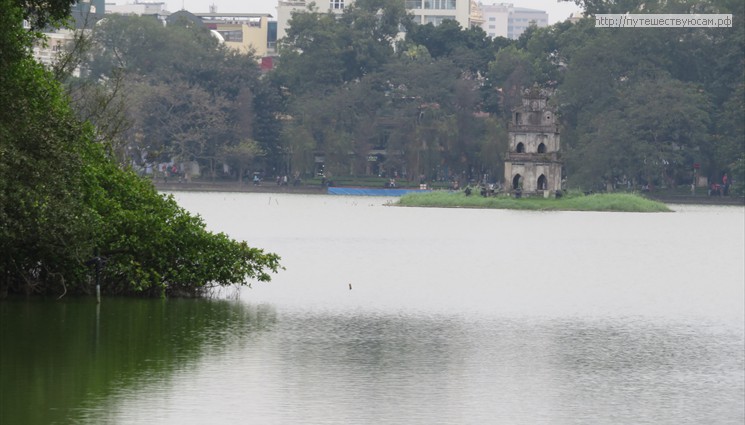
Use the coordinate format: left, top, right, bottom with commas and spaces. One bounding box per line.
397, 191, 672, 212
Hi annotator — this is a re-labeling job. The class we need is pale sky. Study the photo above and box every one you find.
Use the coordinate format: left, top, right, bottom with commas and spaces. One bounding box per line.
162, 0, 583, 25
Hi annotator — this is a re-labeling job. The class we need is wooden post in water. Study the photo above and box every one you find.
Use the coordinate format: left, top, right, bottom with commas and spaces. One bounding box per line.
86, 248, 103, 303
94, 248, 101, 304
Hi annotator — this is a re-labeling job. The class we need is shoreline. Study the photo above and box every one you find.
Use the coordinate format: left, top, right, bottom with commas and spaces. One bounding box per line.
154, 180, 326, 195
644, 193, 744, 206
153, 180, 745, 206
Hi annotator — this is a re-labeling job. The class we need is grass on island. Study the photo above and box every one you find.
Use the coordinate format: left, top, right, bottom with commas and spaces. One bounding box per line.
396, 190, 672, 212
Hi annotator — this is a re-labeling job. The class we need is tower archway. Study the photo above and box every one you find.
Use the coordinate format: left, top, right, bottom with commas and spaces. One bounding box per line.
512, 174, 522, 190
516, 142, 525, 153
537, 174, 547, 190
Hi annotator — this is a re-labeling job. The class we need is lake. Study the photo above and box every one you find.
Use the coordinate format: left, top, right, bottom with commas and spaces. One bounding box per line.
1, 193, 743, 424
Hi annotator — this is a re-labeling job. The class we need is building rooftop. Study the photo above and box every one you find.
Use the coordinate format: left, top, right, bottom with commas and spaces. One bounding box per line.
194, 12, 273, 18
511, 7, 546, 13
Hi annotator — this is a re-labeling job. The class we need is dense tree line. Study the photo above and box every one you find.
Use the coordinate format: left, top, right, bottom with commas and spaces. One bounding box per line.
529, 0, 744, 192
68, 13, 284, 179
1, 0, 280, 297
271, 0, 743, 191
62, 0, 742, 193
271, 0, 509, 182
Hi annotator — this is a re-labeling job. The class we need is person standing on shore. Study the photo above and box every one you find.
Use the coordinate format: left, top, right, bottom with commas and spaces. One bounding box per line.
723, 173, 729, 196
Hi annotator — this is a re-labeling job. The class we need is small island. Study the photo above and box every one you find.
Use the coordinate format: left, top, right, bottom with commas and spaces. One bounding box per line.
394, 87, 669, 213
396, 191, 672, 213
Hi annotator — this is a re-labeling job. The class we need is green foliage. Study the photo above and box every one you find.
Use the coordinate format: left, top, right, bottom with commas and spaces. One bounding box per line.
31, 0, 743, 195
405, 20, 497, 75
397, 191, 672, 212
275, 0, 410, 94
10, 0, 75, 29
730, 154, 745, 197
544, 1, 744, 189
78, 14, 278, 173
487, 45, 537, 114
1, 0, 281, 297
570, 75, 711, 187
219, 140, 264, 182
86, 155, 280, 296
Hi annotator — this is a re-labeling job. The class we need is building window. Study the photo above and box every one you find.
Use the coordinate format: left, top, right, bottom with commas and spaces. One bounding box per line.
331, 0, 344, 9
488, 25, 495, 29
405, 0, 422, 9
424, 0, 455, 9
218, 30, 243, 42
488, 17, 496, 21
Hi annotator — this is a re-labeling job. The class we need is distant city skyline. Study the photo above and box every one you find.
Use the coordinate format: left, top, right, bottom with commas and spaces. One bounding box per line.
161, 0, 582, 24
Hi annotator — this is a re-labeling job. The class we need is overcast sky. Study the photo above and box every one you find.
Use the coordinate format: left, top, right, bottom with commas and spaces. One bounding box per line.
162, 0, 583, 24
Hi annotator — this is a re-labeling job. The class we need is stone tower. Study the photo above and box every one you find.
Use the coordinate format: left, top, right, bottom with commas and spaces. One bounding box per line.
504, 86, 563, 195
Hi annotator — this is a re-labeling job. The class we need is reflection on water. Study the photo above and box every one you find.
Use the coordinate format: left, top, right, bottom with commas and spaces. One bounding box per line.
2, 194, 743, 424
66, 311, 744, 425
0, 298, 276, 425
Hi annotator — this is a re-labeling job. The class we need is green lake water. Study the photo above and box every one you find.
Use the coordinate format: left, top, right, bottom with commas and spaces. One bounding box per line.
2, 194, 743, 424
0, 298, 276, 424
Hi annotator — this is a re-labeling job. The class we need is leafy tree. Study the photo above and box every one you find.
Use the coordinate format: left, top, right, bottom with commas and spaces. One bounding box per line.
486, 45, 536, 116
1, 0, 281, 297
219, 140, 264, 182
275, 5, 348, 93
251, 80, 286, 173
77, 14, 277, 177
571, 75, 710, 188
275, 0, 410, 94
406, 19, 496, 72
133, 80, 231, 164
14, 0, 75, 29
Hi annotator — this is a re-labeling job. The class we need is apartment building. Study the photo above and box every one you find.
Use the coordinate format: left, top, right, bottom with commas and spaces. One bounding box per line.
479, 2, 547, 39
277, 0, 474, 39
104, 1, 166, 15
104, 3, 278, 59
32, 30, 78, 75
194, 12, 276, 57
33, 0, 106, 75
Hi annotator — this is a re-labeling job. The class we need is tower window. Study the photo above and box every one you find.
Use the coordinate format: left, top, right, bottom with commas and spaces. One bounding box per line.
512, 174, 522, 190
537, 174, 547, 190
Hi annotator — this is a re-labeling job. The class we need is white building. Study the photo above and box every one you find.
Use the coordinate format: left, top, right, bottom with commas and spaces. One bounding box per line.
277, 0, 474, 40
33, 29, 79, 75
479, 2, 547, 39
104, 1, 167, 15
